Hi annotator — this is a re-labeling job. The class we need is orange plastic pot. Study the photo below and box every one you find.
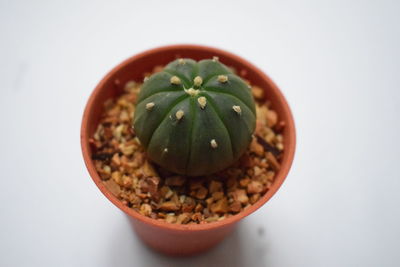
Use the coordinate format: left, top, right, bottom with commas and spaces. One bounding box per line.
81, 44, 296, 256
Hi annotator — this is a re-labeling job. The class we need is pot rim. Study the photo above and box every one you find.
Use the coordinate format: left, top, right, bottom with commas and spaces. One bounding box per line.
81, 44, 296, 232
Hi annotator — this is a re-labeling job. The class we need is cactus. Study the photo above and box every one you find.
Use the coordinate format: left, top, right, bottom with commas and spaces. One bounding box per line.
133, 57, 256, 176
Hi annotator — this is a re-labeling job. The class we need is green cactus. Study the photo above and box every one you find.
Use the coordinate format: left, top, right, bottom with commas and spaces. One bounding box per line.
133, 57, 256, 176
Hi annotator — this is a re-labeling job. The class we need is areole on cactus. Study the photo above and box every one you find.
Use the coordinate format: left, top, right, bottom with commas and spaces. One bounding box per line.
133, 57, 256, 176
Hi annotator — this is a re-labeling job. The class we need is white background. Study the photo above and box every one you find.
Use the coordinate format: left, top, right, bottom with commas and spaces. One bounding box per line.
1, 0, 399, 266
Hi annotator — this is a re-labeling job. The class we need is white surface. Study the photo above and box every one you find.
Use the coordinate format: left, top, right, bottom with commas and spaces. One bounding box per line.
1, 0, 399, 266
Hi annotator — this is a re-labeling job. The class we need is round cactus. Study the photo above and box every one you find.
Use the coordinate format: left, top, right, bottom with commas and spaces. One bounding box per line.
133, 57, 256, 176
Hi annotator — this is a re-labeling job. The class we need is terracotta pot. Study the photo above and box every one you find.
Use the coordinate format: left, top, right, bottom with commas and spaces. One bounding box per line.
81, 44, 296, 256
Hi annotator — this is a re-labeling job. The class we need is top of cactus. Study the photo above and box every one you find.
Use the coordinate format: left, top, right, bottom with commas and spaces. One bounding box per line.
133, 58, 257, 176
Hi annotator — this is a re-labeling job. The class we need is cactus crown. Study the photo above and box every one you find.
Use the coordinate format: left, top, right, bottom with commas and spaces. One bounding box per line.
133, 58, 256, 176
